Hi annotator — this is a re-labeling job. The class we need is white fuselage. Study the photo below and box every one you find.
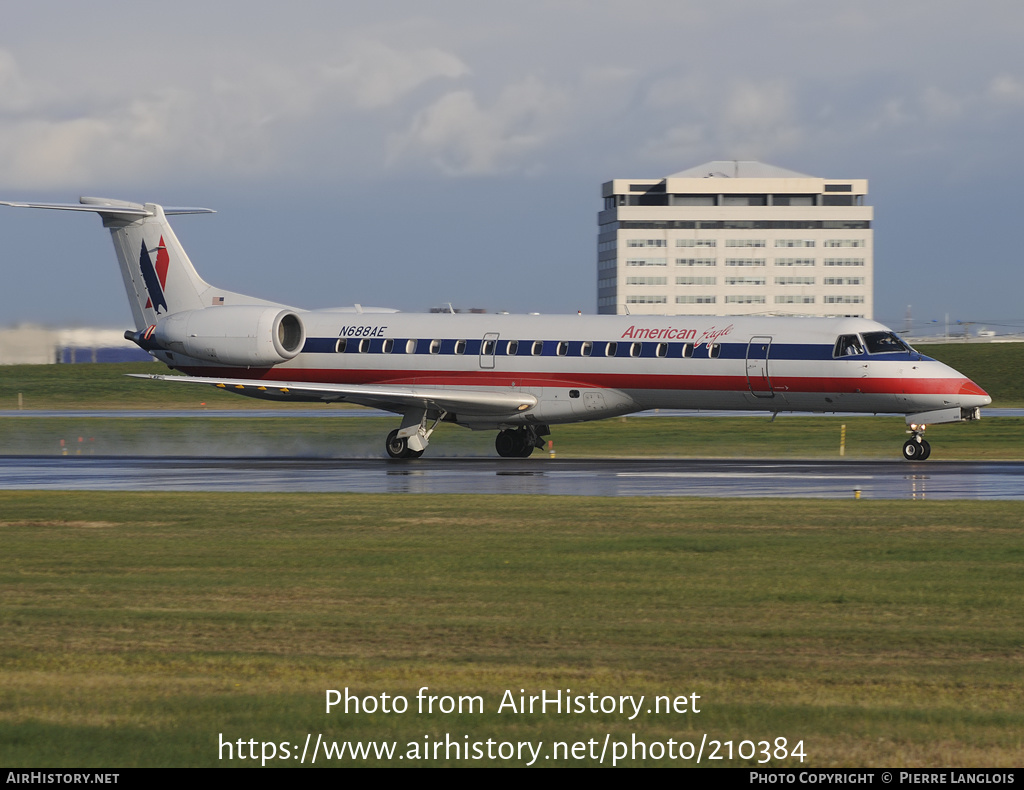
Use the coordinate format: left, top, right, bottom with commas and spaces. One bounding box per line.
162, 312, 989, 430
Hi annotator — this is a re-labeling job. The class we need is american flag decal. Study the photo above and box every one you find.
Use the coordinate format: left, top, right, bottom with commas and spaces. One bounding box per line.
212, 296, 225, 305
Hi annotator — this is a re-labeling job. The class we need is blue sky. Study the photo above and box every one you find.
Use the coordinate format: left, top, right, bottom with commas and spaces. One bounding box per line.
1, 1, 1023, 336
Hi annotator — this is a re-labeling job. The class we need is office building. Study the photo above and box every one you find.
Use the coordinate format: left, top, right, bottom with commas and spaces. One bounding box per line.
597, 161, 872, 317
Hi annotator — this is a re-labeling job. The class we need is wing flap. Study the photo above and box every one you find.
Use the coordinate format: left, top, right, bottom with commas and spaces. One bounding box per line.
128, 374, 537, 416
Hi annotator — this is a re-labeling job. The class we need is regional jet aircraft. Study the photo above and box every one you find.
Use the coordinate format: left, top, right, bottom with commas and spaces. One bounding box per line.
1, 198, 991, 460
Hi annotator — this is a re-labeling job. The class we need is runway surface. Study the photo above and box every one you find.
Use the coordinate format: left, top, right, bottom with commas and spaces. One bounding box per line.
1, 456, 1021, 499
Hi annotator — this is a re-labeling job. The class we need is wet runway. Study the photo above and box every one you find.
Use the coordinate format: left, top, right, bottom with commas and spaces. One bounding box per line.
1, 455, 1021, 499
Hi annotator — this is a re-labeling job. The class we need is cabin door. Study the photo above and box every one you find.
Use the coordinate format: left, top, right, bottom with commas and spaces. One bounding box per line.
479, 332, 499, 369
745, 336, 774, 398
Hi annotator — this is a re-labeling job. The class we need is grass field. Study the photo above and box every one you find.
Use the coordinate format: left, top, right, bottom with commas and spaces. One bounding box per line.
1, 492, 1022, 767
2, 347, 1021, 768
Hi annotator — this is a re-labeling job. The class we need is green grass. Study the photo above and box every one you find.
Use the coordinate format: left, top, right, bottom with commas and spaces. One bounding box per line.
1, 492, 1022, 767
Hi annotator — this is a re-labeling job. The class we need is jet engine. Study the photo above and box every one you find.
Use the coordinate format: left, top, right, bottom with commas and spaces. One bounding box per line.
149, 306, 306, 367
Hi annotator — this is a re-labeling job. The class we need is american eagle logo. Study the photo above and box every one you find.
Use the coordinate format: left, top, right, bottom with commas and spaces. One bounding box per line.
139, 237, 170, 314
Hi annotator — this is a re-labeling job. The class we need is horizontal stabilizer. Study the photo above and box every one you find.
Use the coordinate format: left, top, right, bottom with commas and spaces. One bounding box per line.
0, 197, 214, 218
129, 374, 538, 417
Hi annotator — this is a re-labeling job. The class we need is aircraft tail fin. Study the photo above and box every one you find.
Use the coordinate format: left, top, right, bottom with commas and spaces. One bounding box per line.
0, 197, 282, 331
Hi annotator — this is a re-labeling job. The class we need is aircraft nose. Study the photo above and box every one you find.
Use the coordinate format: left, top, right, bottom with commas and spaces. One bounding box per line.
959, 378, 992, 407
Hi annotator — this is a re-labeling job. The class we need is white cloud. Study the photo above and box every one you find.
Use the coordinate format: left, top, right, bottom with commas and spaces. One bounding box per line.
386, 77, 569, 176
987, 73, 1024, 104
322, 41, 470, 109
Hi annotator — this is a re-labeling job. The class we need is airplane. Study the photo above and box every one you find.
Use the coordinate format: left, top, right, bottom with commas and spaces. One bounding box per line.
1, 197, 991, 461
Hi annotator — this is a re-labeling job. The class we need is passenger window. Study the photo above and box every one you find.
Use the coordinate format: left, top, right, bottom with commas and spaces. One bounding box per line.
358, 338, 369, 353
630, 342, 642, 357
557, 341, 568, 356
656, 342, 667, 358
455, 339, 466, 355
482, 339, 495, 355
507, 340, 519, 355
681, 343, 693, 358
532, 341, 544, 356
335, 338, 347, 353
405, 339, 416, 354
605, 342, 617, 357
581, 341, 593, 357
709, 344, 721, 358
383, 338, 394, 354
429, 339, 441, 354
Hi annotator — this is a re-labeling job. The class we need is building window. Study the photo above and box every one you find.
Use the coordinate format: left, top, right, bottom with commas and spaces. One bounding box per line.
676, 295, 716, 304
775, 239, 815, 248
824, 239, 865, 247
626, 276, 668, 286
625, 295, 667, 304
775, 276, 815, 285
676, 239, 717, 247
775, 295, 816, 304
824, 277, 864, 286
725, 276, 766, 286
676, 276, 717, 285
724, 295, 767, 304
823, 295, 865, 304
626, 239, 667, 247
725, 239, 766, 247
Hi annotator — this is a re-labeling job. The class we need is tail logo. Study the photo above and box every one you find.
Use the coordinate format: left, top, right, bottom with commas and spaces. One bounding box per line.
139, 237, 170, 314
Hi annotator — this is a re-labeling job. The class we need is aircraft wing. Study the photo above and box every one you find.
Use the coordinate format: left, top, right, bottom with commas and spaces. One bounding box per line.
129, 374, 537, 416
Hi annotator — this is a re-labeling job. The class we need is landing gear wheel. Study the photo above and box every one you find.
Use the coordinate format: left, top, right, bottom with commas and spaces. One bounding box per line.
919, 439, 931, 460
386, 429, 418, 459
903, 439, 923, 461
495, 430, 521, 458
517, 443, 535, 458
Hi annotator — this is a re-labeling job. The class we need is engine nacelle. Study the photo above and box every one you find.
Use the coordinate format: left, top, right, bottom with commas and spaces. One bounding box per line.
151, 306, 306, 367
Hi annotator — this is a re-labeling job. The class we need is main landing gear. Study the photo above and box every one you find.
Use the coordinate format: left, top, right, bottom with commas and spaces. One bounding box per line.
386, 429, 424, 459
495, 426, 547, 458
385, 408, 445, 459
902, 427, 931, 461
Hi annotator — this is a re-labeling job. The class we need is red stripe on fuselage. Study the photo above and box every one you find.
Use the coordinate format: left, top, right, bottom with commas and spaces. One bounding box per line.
178, 366, 975, 397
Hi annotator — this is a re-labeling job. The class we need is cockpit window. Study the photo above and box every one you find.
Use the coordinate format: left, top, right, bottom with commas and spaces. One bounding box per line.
834, 334, 864, 357
862, 331, 912, 354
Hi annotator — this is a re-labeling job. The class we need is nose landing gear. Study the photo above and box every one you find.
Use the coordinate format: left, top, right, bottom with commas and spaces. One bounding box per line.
902, 427, 931, 461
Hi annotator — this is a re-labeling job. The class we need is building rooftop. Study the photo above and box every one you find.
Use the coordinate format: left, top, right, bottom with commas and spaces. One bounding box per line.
667, 160, 815, 179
